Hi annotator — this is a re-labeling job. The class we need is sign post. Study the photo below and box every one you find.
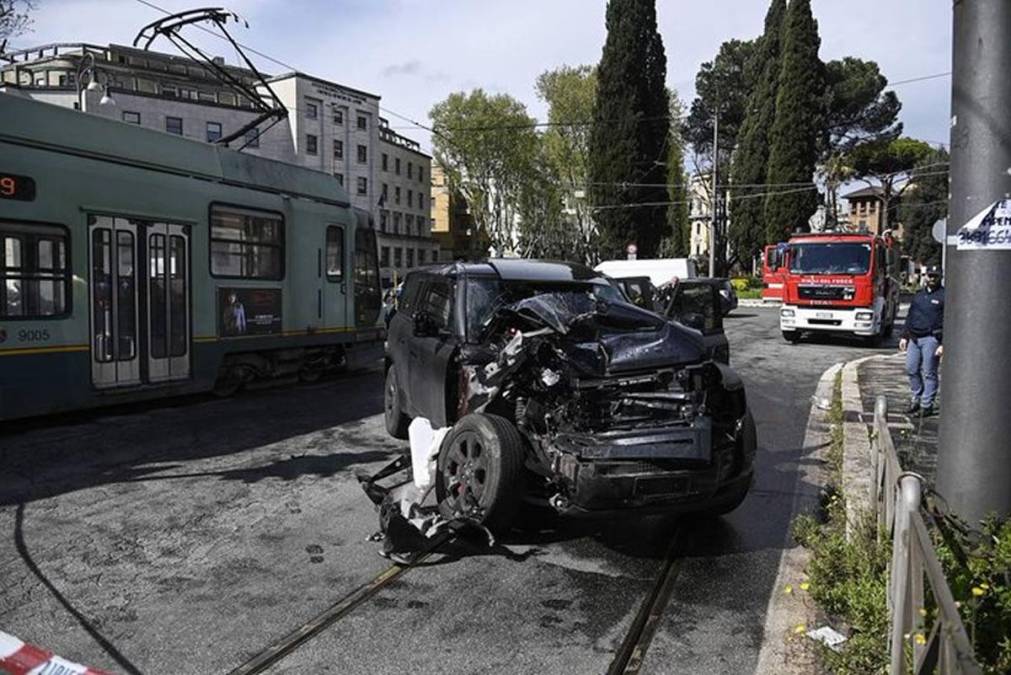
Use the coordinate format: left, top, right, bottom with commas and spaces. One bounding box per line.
936, 0, 1011, 523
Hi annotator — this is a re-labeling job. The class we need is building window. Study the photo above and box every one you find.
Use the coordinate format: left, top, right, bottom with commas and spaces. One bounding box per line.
1, 224, 70, 318
405, 214, 414, 235
305, 99, 319, 119
357, 144, 367, 163
380, 246, 390, 267
395, 186, 401, 205
161, 84, 178, 98
306, 134, 318, 155
357, 115, 367, 130
333, 109, 344, 125
394, 212, 402, 234
382, 153, 388, 171
209, 205, 284, 280
333, 140, 344, 160
334, 173, 344, 186
406, 249, 414, 268
394, 247, 402, 268
407, 162, 413, 180
395, 157, 401, 175
165, 116, 183, 135
326, 226, 344, 282
408, 190, 414, 208
380, 210, 388, 232
381, 183, 389, 203
206, 121, 222, 143
417, 193, 424, 211
418, 166, 424, 183
418, 249, 426, 265
357, 177, 368, 195
122, 111, 141, 125
244, 128, 260, 148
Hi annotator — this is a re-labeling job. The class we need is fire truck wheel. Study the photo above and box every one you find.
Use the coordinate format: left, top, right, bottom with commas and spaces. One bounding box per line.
782, 330, 801, 344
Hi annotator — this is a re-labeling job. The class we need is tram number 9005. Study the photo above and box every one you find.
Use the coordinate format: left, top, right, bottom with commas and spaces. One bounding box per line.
0, 173, 37, 201
17, 329, 50, 343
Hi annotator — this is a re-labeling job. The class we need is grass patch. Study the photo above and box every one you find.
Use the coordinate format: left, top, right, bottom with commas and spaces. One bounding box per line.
792, 371, 892, 674
736, 288, 763, 300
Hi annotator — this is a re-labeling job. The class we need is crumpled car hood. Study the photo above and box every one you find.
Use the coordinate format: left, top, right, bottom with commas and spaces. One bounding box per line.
503, 292, 706, 374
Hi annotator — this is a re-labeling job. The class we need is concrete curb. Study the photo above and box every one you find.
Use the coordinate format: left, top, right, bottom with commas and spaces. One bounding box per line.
755, 361, 843, 674
738, 298, 780, 308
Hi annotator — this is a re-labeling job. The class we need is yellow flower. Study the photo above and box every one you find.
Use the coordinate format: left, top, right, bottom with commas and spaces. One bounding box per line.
980, 583, 990, 590
799, 582, 810, 591
794, 624, 806, 634
918, 607, 928, 617
784, 584, 793, 594
971, 586, 985, 597
914, 633, 927, 646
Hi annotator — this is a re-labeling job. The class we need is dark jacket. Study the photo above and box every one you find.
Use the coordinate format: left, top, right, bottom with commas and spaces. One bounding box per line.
903, 286, 944, 342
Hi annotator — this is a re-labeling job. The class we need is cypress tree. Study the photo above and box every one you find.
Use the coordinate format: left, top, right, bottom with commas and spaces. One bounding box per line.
588, 0, 669, 259
764, 0, 823, 242
729, 0, 786, 266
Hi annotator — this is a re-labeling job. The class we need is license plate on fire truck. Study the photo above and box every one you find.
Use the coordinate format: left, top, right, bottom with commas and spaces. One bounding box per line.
816, 312, 833, 319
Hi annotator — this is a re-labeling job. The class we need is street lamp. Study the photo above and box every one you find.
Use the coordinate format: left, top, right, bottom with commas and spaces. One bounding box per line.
76, 51, 115, 111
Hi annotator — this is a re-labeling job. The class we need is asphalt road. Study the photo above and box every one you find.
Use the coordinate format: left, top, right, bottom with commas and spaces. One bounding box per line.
0, 308, 897, 674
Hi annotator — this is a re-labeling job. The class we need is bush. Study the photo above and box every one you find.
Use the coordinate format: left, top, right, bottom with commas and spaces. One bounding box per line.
730, 277, 751, 292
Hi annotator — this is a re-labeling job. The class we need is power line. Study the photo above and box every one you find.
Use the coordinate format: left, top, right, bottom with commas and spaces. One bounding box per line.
888, 71, 951, 87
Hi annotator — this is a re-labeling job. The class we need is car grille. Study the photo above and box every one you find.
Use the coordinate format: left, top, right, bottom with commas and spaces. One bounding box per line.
798, 285, 850, 300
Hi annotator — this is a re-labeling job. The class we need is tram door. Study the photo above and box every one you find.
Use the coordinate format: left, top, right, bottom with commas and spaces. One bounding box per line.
89, 216, 191, 388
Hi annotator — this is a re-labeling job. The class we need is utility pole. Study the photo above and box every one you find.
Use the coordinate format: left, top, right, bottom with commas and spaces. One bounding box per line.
709, 104, 719, 278
936, 0, 1011, 522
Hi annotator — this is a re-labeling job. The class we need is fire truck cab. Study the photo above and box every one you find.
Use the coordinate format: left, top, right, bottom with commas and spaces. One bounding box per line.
761, 244, 788, 301
779, 231, 899, 344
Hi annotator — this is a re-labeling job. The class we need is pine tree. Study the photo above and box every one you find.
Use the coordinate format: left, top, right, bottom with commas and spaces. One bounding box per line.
729, 0, 786, 267
588, 0, 670, 259
764, 0, 824, 242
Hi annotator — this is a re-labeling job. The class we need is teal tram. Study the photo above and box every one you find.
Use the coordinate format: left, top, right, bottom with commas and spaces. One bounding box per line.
0, 93, 383, 421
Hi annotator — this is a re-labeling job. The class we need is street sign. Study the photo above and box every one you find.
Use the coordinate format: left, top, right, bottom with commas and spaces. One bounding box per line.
932, 218, 947, 244
626, 243, 637, 261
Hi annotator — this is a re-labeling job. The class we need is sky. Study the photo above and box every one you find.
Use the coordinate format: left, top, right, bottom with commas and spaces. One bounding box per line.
12, 0, 954, 154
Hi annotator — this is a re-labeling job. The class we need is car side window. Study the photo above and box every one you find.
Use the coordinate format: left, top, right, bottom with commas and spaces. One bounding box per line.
672, 283, 720, 334
420, 279, 453, 329
399, 275, 422, 314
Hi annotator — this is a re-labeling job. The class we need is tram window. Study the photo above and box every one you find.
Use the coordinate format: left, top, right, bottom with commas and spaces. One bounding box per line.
0, 224, 70, 319
326, 226, 344, 282
210, 205, 284, 280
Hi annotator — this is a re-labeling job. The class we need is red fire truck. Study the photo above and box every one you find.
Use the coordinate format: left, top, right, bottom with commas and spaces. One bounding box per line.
761, 244, 788, 301
779, 231, 899, 343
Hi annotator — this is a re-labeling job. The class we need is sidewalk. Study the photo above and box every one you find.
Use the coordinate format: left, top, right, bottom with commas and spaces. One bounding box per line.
857, 353, 940, 483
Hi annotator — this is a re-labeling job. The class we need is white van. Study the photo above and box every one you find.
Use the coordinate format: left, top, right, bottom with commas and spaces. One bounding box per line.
594, 258, 697, 288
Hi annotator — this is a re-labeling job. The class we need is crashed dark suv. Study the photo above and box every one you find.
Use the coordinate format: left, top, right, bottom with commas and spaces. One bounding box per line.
384, 259, 756, 531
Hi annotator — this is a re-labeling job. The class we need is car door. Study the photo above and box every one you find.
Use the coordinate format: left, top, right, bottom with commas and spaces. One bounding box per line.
665, 280, 730, 363
408, 276, 458, 426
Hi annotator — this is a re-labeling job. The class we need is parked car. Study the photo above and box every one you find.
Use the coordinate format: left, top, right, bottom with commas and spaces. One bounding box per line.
383, 260, 756, 532
718, 278, 739, 316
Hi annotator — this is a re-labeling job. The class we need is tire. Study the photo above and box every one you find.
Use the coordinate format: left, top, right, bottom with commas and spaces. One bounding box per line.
782, 330, 801, 344
700, 473, 752, 517
436, 413, 525, 534
384, 366, 410, 439
883, 312, 895, 338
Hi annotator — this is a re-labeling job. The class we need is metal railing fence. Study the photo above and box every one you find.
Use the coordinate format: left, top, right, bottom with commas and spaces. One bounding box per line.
870, 395, 981, 675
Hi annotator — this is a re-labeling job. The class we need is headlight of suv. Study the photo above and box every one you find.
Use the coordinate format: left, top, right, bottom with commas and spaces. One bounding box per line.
855, 311, 873, 321
781, 308, 795, 318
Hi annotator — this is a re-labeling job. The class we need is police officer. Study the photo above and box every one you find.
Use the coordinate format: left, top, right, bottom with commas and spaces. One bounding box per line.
899, 265, 944, 416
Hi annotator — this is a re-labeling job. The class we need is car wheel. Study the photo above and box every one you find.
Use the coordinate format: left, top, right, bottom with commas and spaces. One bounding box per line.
384, 366, 410, 439
700, 473, 752, 517
436, 413, 524, 534
782, 330, 801, 344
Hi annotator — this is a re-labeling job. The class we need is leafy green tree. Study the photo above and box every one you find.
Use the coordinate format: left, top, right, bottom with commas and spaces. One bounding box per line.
588, 0, 669, 259
660, 92, 690, 257
764, 0, 824, 242
729, 0, 786, 266
515, 148, 569, 259
900, 149, 949, 267
535, 64, 598, 262
849, 136, 935, 231
430, 90, 540, 255
684, 38, 757, 159
820, 58, 903, 226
